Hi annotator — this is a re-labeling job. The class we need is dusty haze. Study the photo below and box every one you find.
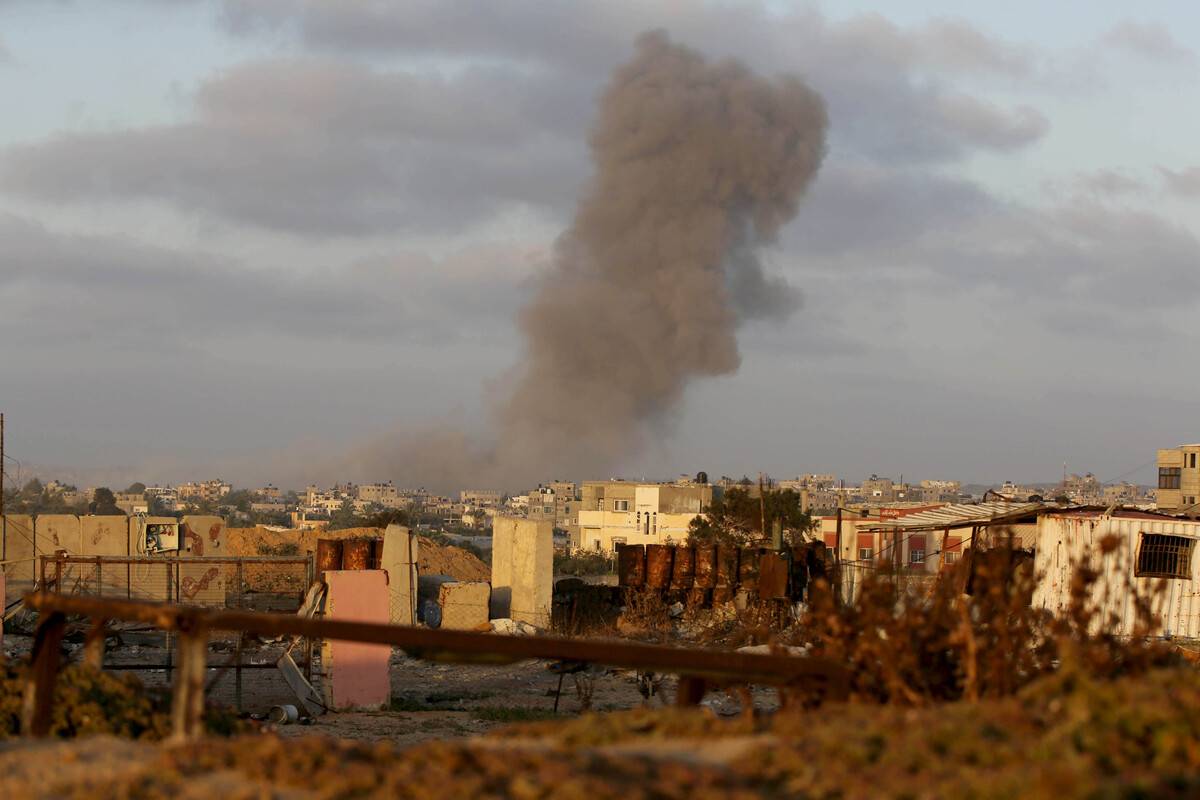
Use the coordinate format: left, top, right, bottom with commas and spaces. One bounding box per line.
358, 31, 827, 490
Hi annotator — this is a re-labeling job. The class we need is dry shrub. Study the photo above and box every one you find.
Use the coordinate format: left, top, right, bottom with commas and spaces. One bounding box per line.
791, 532, 1180, 706
617, 587, 672, 637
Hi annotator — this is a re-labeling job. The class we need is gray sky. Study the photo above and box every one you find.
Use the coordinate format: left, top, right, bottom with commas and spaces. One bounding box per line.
1, 0, 1198, 491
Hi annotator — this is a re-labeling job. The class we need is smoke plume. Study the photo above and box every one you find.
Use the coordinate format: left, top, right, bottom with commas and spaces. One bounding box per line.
356, 32, 827, 489
495, 32, 826, 475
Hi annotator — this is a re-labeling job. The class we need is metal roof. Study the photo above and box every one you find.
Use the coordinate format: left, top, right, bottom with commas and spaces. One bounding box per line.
856, 501, 1046, 532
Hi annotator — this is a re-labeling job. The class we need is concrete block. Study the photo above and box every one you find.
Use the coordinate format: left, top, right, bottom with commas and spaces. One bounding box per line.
2, 515, 36, 591
380, 524, 418, 625
490, 516, 552, 628
80, 516, 130, 557
36, 515, 82, 555
180, 515, 225, 557
320, 570, 390, 711
437, 581, 490, 630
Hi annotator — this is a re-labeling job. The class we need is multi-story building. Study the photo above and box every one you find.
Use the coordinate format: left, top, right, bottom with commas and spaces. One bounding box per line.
575, 480, 715, 553
357, 481, 405, 508
177, 480, 231, 503
1156, 444, 1200, 513
860, 475, 895, 503
114, 492, 148, 515
254, 484, 282, 501
460, 489, 503, 507
527, 482, 580, 532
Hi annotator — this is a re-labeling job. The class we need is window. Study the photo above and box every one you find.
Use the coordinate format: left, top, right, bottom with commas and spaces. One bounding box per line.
1159, 467, 1182, 490
1191, 453, 1198, 469
943, 552, 958, 564
910, 549, 925, 564
858, 547, 873, 561
614, 499, 630, 511
1136, 533, 1194, 579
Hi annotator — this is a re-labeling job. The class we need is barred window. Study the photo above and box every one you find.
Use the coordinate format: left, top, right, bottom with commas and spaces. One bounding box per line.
910, 549, 925, 564
1159, 467, 1182, 490
1136, 533, 1194, 579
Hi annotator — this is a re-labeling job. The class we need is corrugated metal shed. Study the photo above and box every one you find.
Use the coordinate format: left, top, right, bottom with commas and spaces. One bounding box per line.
856, 501, 1046, 532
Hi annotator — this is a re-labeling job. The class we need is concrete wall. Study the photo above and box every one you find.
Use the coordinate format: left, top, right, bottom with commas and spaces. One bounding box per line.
490, 516, 552, 628
379, 524, 418, 625
2, 515, 37, 599
321, 570, 390, 710
437, 581, 489, 630
1, 514, 231, 607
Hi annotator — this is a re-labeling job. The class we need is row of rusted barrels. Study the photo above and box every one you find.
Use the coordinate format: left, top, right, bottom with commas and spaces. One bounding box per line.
617, 543, 828, 600
315, 537, 385, 573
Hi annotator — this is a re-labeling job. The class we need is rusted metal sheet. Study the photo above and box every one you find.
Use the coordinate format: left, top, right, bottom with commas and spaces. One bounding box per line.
341, 538, 374, 571
617, 544, 645, 587
645, 544, 674, 589
693, 545, 717, 588
759, 550, 789, 599
670, 546, 695, 589
715, 546, 739, 587
790, 546, 810, 599
738, 548, 761, 587
316, 539, 343, 575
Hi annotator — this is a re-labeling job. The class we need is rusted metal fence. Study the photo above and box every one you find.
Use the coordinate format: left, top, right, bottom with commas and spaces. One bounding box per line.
19, 591, 849, 741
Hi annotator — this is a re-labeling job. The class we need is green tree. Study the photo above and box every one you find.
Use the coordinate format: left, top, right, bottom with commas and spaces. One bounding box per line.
89, 487, 124, 516
125, 482, 147, 494
328, 498, 361, 531
688, 487, 815, 547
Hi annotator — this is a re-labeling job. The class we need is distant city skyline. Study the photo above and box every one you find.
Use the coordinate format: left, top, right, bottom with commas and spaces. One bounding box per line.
2, 1, 1199, 490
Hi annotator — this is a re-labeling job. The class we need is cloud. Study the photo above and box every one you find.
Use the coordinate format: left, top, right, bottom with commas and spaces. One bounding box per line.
0, 4, 1049, 236
1, 58, 587, 235
1102, 21, 1195, 64
0, 213, 540, 351
1159, 166, 1200, 197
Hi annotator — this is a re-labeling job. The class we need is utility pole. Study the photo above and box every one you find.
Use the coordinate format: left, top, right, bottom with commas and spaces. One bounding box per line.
1, 412, 6, 562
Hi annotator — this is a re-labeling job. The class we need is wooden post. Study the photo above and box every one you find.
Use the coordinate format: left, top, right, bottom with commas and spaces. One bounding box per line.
676, 675, 707, 706
834, 507, 844, 605
83, 618, 107, 669
54, 554, 63, 595
21, 611, 67, 737
234, 632, 244, 712
170, 624, 208, 741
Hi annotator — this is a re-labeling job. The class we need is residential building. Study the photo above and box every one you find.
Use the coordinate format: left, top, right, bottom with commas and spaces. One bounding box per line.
357, 481, 406, 508
527, 481, 579, 532
114, 492, 148, 515
254, 484, 282, 501
1156, 444, 1200, 513
860, 475, 895, 503
460, 489, 503, 507
177, 480, 231, 503
575, 480, 715, 553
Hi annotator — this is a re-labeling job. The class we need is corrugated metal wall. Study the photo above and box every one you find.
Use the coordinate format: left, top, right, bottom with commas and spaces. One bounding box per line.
1031, 514, 1200, 639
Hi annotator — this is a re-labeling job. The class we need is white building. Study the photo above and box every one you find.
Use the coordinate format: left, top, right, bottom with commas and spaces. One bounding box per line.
1030, 509, 1200, 639
575, 480, 714, 553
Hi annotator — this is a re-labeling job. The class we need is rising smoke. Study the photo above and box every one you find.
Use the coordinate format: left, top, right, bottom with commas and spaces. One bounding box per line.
358, 31, 827, 489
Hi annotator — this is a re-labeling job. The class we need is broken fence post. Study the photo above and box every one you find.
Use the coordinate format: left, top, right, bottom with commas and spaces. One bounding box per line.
21, 610, 67, 737
170, 622, 209, 741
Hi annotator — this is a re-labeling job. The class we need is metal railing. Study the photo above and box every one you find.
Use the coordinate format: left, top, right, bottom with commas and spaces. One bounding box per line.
19, 591, 849, 741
